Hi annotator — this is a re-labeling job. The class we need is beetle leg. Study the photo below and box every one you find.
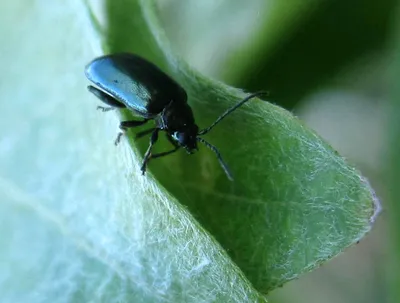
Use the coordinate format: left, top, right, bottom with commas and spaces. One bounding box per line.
87, 85, 126, 108
150, 148, 179, 159
114, 133, 124, 145
141, 129, 159, 174
115, 120, 149, 145
97, 106, 115, 112
119, 120, 149, 129
150, 134, 180, 159
136, 128, 156, 139
166, 133, 179, 147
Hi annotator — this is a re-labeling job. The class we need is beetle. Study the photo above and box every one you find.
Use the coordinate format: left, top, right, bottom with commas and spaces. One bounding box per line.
85, 53, 266, 180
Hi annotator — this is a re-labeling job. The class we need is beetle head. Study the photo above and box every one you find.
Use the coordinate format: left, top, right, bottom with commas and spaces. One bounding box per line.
171, 125, 199, 153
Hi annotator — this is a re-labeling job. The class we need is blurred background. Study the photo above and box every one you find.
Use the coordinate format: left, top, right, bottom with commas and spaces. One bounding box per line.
158, 1, 395, 302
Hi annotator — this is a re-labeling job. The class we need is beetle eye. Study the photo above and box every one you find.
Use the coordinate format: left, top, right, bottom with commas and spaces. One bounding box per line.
173, 131, 189, 144
172, 132, 184, 143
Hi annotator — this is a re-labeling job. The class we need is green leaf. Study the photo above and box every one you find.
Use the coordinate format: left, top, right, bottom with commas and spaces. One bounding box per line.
0, 0, 379, 302
104, 0, 379, 292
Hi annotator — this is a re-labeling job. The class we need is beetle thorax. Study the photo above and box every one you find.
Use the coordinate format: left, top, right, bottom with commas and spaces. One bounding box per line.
158, 102, 199, 152
158, 102, 195, 130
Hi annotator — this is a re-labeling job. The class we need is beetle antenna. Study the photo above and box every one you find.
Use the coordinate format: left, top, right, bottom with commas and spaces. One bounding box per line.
197, 137, 233, 181
198, 91, 268, 136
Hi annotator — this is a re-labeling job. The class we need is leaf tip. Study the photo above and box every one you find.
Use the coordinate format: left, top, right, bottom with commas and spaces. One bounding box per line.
361, 175, 382, 225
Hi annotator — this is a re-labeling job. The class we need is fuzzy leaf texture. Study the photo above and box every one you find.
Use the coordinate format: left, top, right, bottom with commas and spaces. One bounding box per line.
0, 1, 380, 303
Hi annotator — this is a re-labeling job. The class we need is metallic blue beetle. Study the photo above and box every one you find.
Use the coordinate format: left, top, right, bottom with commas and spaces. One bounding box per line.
85, 53, 265, 180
